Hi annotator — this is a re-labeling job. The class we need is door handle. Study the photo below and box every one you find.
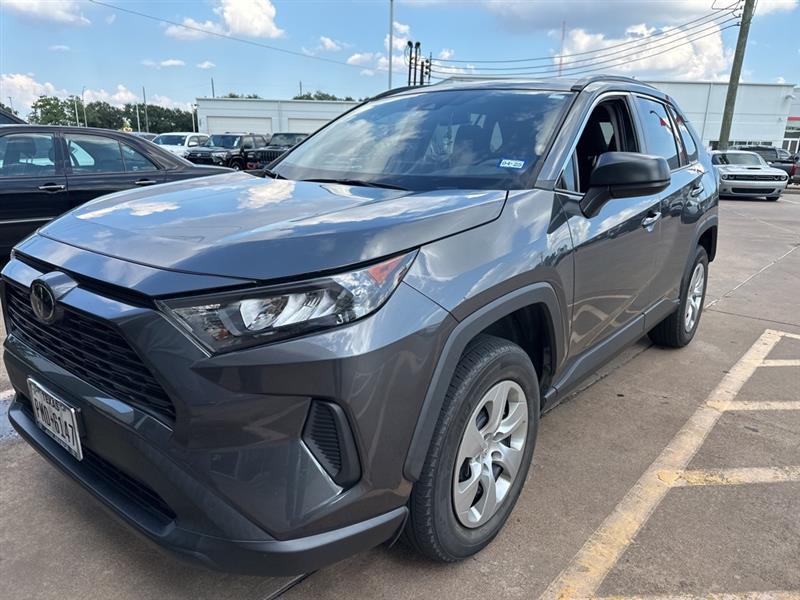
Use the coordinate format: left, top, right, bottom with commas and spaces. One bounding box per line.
135, 179, 157, 186
690, 183, 704, 197
37, 183, 65, 192
641, 211, 661, 230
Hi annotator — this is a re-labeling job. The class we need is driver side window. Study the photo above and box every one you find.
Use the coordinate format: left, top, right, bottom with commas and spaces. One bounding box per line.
558, 98, 638, 194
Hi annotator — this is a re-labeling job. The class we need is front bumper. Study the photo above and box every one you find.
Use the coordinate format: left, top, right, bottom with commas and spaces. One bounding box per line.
718, 178, 788, 197
2, 239, 455, 573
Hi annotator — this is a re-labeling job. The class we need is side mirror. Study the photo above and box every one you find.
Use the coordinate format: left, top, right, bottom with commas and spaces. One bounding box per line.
580, 152, 671, 217
188, 140, 198, 147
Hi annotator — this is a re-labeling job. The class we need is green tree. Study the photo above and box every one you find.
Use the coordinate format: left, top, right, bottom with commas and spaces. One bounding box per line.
222, 92, 261, 99
0, 101, 18, 116
121, 104, 195, 134
84, 101, 124, 130
28, 95, 74, 125
293, 90, 355, 101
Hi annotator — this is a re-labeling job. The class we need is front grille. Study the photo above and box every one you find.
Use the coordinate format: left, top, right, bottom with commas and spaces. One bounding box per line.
256, 149, 285, 163
187, 155, 215, 164
4, 282, 176, 423
728, 174, 783, 181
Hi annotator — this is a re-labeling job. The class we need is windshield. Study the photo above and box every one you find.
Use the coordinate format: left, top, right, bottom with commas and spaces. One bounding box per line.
713, 153, 763, 166
153, 134, 187, 146
205, 135, 241, 149
273, 89, 573, 191
270, 133, 306, 146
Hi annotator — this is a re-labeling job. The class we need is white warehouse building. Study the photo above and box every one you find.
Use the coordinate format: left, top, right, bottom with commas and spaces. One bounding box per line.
196, 80, 797, 148
196, 97, 358, 136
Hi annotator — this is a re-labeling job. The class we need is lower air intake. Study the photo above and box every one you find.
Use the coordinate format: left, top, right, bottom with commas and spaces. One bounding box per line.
302, 401, 361, 487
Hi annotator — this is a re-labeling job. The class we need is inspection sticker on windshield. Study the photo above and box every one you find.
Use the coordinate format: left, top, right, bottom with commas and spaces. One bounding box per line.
499, 159, 525, 169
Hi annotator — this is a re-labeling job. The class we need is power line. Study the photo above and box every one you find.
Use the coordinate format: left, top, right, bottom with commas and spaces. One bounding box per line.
434, 0, 741, 64
87, 0, 367, 71
430, 22, 739, 80
431, 15, 738, 76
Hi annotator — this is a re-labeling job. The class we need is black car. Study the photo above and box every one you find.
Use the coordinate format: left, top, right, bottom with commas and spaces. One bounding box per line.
244, 132, 308, 169
4, 76, 717, 575
0, 108, 26, 125
0, 125, 229, 257
185, 132, 270, 170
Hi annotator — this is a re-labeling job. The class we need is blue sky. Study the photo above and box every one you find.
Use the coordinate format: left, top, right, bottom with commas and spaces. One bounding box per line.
1, 0, 798, 116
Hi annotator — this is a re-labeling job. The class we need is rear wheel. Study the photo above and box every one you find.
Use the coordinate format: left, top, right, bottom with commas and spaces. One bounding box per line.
767, 194, 780, 201
648, 245, 708, 348
403, 335, 539, 561
230, 159, 243, 171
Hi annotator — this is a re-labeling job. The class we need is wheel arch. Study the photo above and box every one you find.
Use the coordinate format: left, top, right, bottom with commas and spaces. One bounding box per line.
403, 282, 564, 482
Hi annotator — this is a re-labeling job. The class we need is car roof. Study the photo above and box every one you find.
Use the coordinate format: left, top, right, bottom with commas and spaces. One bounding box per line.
711, 150, 760, 155
154, 132, 199, 136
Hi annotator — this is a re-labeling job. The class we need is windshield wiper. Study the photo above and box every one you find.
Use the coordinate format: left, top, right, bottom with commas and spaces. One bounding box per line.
262, 168, 287, 179
300, 178, 408, 191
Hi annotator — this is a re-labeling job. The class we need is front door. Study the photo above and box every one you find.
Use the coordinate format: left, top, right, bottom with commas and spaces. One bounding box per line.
0, 131, 69, 258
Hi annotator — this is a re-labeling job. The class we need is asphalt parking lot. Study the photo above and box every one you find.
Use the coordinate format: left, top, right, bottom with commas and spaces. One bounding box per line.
1, 189, 799, 600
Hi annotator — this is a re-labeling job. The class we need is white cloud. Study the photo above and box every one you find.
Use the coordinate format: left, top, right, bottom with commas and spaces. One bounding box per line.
319, 36, 342, 51
165, 17, 225, 40
1, 73, 67, 116
196, 61, 216, 70
385, 20, 411, 52
775, 76, 787, 84
438, 48, 455, 60
150, 94, 193, 110
105, 14, 116, 25
347, 52, 376, 66
3, 0, 89, 25
48, 45, 71, 52
142, 59, 186, 69
556, 21, 731, 80
83, 84, 139, 106
215, 0, 283, 38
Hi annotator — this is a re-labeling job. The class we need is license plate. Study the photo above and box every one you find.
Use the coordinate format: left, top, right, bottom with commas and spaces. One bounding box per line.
28, 379, 83, 461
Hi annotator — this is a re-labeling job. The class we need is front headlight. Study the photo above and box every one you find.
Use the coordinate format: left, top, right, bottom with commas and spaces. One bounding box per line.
212, 151, 228, 158
720, 173, 730, 180
158, 252, 417, 353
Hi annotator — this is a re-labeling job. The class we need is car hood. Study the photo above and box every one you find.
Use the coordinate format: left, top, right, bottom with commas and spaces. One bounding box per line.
157, 144, 187, 154
715, 165, 785, 175
38, 172, 506, 281
189, 146, 230, 154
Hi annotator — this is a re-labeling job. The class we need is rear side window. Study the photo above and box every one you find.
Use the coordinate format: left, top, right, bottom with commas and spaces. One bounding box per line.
634, 96, 680, 170
66, 134, 125, 173
0, 133, 57, 177
121, 143, 157, 172
668, 106, 698, 163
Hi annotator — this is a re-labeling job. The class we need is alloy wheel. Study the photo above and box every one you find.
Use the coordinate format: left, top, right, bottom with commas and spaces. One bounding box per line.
453, 380, 529, 528
684, 262, 705, 332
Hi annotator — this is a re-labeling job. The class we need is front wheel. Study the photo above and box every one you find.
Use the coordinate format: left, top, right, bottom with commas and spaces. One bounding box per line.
648, 245, 709, 348
767, 194, 780, 201
403, 335, 539, 561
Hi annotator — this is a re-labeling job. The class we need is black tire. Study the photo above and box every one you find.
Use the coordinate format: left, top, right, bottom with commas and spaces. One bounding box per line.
403, 334, 539, 561
767, 195, 780, 201
230, 159, 243, 171
648, 245, 709, 348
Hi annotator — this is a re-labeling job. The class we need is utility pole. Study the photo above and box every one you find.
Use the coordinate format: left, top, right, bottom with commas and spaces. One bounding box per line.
388, 0, 394, 89
81, 86, 88, 126
718, 0, 755, 150
73, 97, 80, 126
6, 97, 13, 113
142, 86, 150, 132
299, 81, 303, 96
211, 78, 216, 98
135, 104, 141, 132
558, 21, 566, 77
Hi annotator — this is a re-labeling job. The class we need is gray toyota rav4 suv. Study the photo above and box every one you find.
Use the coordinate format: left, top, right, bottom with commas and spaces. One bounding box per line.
4, 76, 718, 575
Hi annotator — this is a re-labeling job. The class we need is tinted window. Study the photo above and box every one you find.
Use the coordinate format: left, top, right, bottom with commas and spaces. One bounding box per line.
635, 97, 680, 170
206, 135, 240, 148
242, 136, 255, 150
153, 134, 187, 146
669, 106, 698, 163
275, 89, 574, 191
712, 152, 762, 166
255, 136, 268, 147
66, 134, 124, 173
0, 133, 57, 177
557, 152, 579, 193
121, 143, 157, 172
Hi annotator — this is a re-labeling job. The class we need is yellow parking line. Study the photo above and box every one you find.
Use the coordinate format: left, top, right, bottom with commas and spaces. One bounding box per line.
720, 401, 800, 412
538, 329, 783, 600
594, 592, 800, 600
659, 466, 800, 487
760, 359, 800, 367
781, 331, 800, 341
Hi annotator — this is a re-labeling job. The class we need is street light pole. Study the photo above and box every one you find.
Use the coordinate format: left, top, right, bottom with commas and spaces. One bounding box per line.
388, 0, 394, 89
81, 86, 88, 126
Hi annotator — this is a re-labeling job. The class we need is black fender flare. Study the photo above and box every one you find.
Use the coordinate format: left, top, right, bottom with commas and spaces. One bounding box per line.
402, 282, 565, 481
689, 213, 718, 269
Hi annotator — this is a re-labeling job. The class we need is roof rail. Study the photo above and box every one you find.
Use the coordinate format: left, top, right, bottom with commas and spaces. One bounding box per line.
570, 75, 656, 91
368, 85, 424, 102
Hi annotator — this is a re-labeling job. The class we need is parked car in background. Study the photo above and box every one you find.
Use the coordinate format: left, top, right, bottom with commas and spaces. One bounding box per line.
732, 145, 797, 180
130, 131, 158, 141
244, 132, 308, 169
2, 76, 718, 575
185, 132, 269, 170
0, 108, 26, 125
0, 125, 230, 257
152, 132, 210, 158
712, 150, 788, 200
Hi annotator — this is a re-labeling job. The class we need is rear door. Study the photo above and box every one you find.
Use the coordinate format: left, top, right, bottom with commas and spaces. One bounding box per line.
64, 132, 166, 207
0, 130, 69, 257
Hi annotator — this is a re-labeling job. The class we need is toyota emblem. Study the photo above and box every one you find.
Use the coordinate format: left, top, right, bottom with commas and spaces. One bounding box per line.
30, 279, 58, 324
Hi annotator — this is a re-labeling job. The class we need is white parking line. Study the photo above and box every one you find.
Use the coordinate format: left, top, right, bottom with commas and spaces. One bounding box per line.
660, 466, 800, 487
594, 592, 800, 600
